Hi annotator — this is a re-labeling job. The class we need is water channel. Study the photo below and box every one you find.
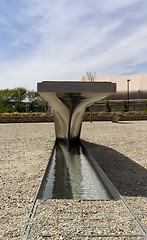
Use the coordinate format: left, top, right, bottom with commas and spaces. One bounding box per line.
40, 143, 112, 200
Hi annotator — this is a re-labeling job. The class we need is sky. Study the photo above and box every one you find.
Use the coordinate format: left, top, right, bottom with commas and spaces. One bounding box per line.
0, 0, 147, 91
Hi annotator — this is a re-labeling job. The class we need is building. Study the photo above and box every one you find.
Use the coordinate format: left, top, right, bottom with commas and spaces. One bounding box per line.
82, 74, 147, 111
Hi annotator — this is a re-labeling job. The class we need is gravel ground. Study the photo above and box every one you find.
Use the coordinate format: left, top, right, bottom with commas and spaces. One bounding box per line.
0, 123, 55, 239
0, 121, 147, 239
27, 199, 144, 239
81, 121, 147, 228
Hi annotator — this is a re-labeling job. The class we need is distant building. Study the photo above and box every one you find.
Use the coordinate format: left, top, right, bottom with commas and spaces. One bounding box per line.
82, 74, 147, 111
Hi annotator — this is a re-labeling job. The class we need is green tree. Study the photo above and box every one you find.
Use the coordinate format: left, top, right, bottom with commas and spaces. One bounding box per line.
105, 99, 111, 112
121, 99, 128, 112
12, 87, 27, 112
0, 89, 13, 105
12, 87, 27, 102
27, 91, 40, 112
27, 91, 49, 112
0, 91, 5, 112
0, 89, 14, 112
0, 87, 50, 113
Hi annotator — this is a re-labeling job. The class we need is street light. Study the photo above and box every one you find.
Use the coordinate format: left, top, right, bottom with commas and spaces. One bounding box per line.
127, 79, 130, 111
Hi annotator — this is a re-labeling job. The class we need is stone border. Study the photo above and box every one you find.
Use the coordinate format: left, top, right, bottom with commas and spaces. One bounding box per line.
0, 112, 54, 123
0, 111, 147, 123
84, 111, 147, 121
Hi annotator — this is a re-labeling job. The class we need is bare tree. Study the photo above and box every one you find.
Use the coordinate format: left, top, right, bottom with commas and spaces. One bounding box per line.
86, 71, 95, 82
83, 72, 96, 122
82, 71, 96, 82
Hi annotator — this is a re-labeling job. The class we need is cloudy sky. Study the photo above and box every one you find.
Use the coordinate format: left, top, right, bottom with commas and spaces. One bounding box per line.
0, 0, 147, 90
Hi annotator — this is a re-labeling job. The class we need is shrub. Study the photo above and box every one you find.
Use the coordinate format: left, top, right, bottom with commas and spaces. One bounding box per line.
121, 100, 128, 112
105, 99, 111, 112
40, 113, 46, 117
30, 112, 37, 116
11, 112, 19, 116
145, 101, 147, 111
21, 113, 28, 116
2, 112, 10, 116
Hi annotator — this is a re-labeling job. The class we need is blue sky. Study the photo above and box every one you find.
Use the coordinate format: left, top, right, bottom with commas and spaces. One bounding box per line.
0, 0, 147, 90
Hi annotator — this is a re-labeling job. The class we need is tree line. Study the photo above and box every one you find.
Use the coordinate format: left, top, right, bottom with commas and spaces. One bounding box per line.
1, 87, 147, 113
0, 88, 49, 113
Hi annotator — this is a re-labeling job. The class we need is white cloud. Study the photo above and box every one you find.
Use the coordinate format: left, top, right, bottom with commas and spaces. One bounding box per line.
0, 0, 147, 90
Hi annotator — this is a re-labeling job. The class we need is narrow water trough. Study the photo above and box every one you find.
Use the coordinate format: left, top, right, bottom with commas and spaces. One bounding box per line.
37, 142, 120, 201
21, 142, 147, 239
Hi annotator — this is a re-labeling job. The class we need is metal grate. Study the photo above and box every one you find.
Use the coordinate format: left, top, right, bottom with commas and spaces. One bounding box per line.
25, 199, 146, 239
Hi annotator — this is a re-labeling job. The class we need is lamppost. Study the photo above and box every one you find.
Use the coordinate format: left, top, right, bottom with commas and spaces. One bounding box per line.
127, 79, 130, 111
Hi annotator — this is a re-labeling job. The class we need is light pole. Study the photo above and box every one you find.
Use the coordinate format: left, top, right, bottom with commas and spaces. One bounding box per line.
127, 79, 130, 111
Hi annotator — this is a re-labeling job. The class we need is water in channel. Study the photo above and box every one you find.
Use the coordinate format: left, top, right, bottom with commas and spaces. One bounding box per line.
41, 143, 111, 200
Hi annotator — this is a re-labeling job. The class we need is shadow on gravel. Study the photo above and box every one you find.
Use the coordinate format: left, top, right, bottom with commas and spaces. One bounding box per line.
82, 140, 147, 197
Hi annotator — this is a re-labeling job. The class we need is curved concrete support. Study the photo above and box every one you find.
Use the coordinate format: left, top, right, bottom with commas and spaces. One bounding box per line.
38, 81, 116, 148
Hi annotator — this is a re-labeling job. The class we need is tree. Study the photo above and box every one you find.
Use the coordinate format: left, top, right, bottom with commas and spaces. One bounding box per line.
0, 92, 5, 112
0, 89, 13, 105
27, 91, 39, 112
83, 72, 96, 122
105, 99, 111, 112
11, 88, 27, 112
121, 99, 128, 112
86, 71, 95, 82
27, 91, 40, 112
82, 71, 96, 81
0, 89, 15, 112
27, 91, 49, 112
12, 87, 27, 102
0, 87, 49, 113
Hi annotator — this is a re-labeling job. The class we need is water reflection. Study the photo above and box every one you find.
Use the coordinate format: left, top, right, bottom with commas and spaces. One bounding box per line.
41, 143, 111, 200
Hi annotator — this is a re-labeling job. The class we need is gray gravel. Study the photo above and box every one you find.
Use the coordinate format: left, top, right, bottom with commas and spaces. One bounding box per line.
27, 199, 144, 239
0, 123, 55, 239
81, 121, 147, 228
0, 121, 147, 239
